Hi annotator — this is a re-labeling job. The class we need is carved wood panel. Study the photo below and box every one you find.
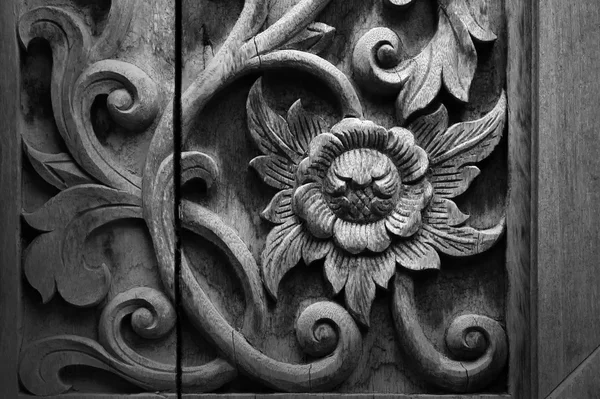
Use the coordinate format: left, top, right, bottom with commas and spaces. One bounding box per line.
15, 0, 519, 396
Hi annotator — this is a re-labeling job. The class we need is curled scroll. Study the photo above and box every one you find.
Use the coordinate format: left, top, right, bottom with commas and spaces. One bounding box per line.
392, 272, 508, 392
19, 287, 235, 395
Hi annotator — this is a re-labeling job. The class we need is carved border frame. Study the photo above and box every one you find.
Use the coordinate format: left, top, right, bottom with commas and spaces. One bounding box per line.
0, 0, 535, 397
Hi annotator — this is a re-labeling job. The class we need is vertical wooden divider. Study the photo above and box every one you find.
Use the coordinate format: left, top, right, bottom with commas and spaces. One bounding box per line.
506, 0, 536, 398
0, 0, 21, 397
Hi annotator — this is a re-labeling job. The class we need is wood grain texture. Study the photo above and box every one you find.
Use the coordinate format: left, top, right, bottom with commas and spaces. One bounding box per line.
546, 345, 600, 399
0, 0, 21, 397
505, 0, 534, 398
537, 1, 600, 397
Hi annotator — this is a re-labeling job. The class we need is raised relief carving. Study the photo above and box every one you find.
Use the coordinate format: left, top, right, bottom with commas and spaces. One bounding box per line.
18, 0, 508, 395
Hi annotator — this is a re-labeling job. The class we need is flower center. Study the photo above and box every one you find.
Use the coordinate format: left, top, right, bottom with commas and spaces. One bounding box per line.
322, 149, 400, 223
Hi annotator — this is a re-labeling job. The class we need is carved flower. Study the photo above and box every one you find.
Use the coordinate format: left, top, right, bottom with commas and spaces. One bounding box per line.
247, 78, 506, 326
293, 120, 431, 254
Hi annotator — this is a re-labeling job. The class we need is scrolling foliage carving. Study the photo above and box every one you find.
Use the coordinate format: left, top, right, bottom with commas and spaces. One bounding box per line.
18, 0, 508, 395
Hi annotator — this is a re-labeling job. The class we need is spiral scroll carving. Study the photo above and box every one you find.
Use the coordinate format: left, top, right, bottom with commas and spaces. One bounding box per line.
18, 0, 509, 395
19, 5, 159, 195
393, 273, 508, 392
351, 27, 410, 95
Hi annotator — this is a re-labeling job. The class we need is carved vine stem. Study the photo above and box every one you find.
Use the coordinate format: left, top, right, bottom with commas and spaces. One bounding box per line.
392, 272, 508, 392
141, 0, 368, 392
149, 148, 362, 391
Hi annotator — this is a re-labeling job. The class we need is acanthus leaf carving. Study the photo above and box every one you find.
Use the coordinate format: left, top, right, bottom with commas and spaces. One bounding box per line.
352, 0, 497, 123
20, 287, 236, 396
23, 185, 142, 307
19, 5, 160, 195
23, 140, 97, 190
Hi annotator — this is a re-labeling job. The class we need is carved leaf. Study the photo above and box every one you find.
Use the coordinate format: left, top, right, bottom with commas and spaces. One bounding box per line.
247, 77, 327, 163
391, 234, 441, 271
344, 253, 395, 327
286, 99, 328, 154
247, 78, 301, 162
249, 155, 296, 190
24, 185, 142, 232
261, 218, 307, 299
23, 232, 62, 304
425, 197, 470, 227
423, 218, 505, 257
261, 189, 294, 223
440, 0, 497, 42
23, 185, 142, 306
282, 22, 335, 55
410, 93, 506, 198
345, 260, 376, 327
425, 94, 506, 165
396, 2, 496, 122
23, 140, 96, 190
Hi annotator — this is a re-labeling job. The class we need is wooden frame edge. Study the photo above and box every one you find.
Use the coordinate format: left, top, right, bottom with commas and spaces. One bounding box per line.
1, 0, 22, 397
505, 0, 536, 398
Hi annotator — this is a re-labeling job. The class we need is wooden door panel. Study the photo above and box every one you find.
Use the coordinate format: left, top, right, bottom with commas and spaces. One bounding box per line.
2, 0, 596, 398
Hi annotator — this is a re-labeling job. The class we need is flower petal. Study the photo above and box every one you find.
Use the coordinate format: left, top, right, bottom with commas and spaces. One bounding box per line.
250, 155, 296, 189
345, 262, 376, 327
293, 183, 336, 238
387, 127, 429, 182
399, 147, 429, 183
333, 220, 369, 254
369, 251, 396, 289
391, 236, 441, 271
302, 236, 333, 265
261, 189, 294, 224
367, 220, 392, 252
386, 180, 433, 237
386, 208, 421, 237
331, 118, 388, 150
386, 127, 415, 163
308, 133, 345, 177
324, 247, 352, 294
295, 157, 319, 185
261, 219, 307, 299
